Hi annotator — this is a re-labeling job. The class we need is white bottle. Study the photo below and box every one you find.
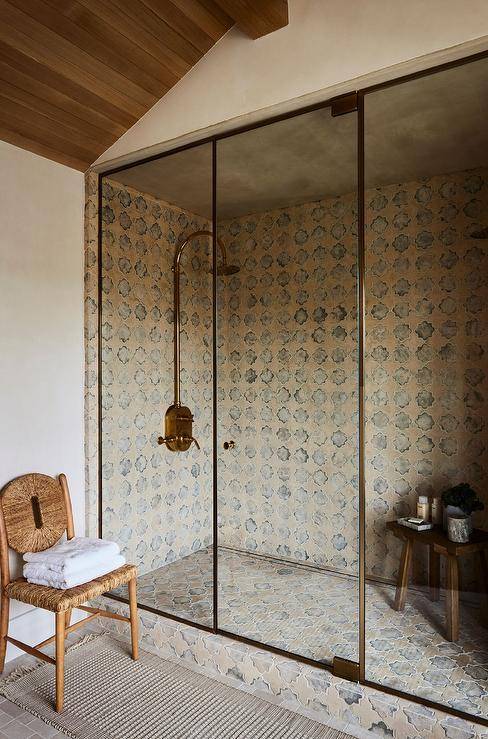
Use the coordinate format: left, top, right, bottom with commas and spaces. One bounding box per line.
431, 497, 442, 525
417, 495, 430, 521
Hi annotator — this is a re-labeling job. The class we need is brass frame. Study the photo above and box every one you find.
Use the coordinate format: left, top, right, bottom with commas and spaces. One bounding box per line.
97, 47, 488, 728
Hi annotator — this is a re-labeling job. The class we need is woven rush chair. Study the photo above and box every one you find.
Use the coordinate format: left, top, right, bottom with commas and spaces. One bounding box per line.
0, 473, 138, 711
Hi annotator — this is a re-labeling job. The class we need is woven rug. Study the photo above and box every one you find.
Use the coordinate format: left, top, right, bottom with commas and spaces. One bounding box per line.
0, 634, 352, 739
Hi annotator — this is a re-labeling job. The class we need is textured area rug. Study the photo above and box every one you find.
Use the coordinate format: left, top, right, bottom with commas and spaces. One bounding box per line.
0, 634, 351, 739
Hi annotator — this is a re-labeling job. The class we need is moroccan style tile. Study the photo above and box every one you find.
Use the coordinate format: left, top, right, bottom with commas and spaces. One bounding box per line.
112, 546, 487, 717
85, 166, 488, 732
95, 591, 488, 738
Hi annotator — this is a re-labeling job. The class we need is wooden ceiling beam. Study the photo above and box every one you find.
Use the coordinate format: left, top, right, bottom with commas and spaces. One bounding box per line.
213, 0, 288, 39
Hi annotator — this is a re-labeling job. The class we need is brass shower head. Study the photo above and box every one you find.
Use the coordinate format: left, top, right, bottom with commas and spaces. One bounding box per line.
216, 263, 240, 276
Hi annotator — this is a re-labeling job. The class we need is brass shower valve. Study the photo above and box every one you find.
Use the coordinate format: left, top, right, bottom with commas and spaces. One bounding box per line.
158, 404, 200, 452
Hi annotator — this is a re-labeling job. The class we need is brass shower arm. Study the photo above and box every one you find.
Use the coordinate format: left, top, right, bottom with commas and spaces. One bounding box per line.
173, 230, 230, 274
160, 230, 239, 452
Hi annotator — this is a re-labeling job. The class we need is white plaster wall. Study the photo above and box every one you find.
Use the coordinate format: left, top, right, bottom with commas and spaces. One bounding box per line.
0, 141, 85, 660
95, 0, 488, 168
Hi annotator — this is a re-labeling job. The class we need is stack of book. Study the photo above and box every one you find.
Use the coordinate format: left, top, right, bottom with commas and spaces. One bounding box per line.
397, 517, 434, 531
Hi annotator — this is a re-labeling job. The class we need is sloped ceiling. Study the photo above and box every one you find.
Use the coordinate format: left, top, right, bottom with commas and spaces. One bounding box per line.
0, 0, 288, 170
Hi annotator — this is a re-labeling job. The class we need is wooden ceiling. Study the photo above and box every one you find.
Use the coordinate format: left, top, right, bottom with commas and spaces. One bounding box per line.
0, 0, 288, 171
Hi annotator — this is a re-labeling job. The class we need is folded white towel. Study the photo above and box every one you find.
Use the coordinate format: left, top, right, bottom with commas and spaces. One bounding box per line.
24, 555, 126, 589
24, 537, 120, 575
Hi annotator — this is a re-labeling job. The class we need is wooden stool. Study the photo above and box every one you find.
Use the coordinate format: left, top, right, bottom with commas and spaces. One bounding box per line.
387, 520, 488, 641
0, 473, 139, 711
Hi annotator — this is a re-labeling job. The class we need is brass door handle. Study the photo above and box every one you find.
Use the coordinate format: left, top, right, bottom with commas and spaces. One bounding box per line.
223, 440, 235, 450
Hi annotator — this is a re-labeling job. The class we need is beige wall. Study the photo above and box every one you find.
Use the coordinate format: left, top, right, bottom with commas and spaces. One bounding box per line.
217, 196, 358, 573
95, 0, 488, 168
0, 141, 85, 660
365, 167, 488, 585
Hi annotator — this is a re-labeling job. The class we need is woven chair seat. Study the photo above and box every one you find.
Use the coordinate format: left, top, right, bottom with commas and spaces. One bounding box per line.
5, 564, 136, 612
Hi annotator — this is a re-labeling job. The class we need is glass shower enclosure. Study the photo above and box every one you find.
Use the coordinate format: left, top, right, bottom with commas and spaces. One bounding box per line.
97, 51, 488, 726
99, 98, 359, 667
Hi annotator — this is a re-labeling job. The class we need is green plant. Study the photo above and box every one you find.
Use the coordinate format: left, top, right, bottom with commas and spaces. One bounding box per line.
441, 483, 485, 515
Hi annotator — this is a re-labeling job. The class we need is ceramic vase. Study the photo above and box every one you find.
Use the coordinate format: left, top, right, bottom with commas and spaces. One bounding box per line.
443, 505, 472, 533
443, 506, 473, 534
447, 514, 471, 543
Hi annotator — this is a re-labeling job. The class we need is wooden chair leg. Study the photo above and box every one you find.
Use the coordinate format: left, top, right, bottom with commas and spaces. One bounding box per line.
446, 555, 459, 642
0, 594, 10, 673
394, 538, 412, 611
429, 546, 440, 602
55, 612, 66, 712
65, 608, 72, 636
128, 577, 139, 660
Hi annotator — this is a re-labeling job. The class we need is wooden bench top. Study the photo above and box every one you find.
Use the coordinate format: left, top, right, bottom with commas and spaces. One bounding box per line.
386, 520, 488, 556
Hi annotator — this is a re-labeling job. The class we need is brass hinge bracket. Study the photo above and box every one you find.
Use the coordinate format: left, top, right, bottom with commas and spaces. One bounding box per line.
331, 92, 358, 117
332, 656, 360, 682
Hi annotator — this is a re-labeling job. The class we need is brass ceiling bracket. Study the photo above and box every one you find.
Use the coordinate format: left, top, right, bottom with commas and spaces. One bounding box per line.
332, 656, 360, 682
331, 92, 358, 117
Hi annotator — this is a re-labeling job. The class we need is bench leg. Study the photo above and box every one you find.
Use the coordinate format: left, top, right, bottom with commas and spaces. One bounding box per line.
429, 546, 440, 602
128, 577, 139, 661
477, 550, 488, 628
55, 612, 66, 712
0, 594, 9, 673
394, 538, 412, 611
446, 555, 459, 641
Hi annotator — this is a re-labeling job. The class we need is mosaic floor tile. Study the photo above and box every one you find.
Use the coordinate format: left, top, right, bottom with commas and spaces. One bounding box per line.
113, 546, 488, 717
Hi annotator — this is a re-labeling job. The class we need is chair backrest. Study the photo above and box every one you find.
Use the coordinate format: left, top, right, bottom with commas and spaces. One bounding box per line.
0, 473, 74, 556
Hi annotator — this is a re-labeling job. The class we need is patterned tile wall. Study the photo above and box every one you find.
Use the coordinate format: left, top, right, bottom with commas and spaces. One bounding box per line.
217, 195, 359, 574
86, 166, 488, 583
84, 165, 488, 732
95, 179, 214, 574
364, 168, 488, 584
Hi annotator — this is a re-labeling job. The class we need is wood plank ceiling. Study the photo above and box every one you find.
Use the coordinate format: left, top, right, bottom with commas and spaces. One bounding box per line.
0, 0, 288, 171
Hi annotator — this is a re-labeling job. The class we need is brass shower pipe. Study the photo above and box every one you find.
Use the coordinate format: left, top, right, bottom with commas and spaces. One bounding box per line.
158, 230, 239, 452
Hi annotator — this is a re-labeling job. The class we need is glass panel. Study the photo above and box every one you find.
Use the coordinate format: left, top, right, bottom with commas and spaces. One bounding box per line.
100, 143, 214, 626
216, 105, 359, 663
364, 57, 488, 719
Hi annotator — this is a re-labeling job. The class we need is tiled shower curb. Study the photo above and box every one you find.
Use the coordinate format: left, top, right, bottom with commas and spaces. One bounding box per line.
94, 595, 487, 739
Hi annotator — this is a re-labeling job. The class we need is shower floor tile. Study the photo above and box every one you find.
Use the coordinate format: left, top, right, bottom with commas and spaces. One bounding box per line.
113, 547, 488, 718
